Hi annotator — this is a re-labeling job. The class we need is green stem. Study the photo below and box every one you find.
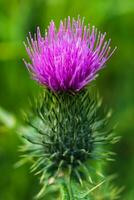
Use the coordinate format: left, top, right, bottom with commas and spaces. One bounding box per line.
63, 170, 74, 200
65, 178, 74, 200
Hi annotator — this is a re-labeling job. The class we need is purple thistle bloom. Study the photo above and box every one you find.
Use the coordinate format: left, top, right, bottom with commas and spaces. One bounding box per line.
24, 17, 116, 92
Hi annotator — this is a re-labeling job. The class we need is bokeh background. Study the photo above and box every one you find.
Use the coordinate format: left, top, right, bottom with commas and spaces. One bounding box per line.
0, 0, 134, 199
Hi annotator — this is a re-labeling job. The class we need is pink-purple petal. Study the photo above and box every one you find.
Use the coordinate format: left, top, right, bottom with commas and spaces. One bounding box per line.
24, 16, 116, 92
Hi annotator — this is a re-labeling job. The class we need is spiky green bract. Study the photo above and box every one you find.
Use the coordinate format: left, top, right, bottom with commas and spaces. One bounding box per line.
19, 88, 119, 199
61, 175, 123, 200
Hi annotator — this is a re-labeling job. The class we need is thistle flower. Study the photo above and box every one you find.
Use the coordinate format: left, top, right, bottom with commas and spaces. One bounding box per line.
20, 16, 120, 199
24, 17, 116, 92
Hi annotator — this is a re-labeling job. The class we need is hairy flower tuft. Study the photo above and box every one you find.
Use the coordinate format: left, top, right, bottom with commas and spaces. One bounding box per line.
24, 17, 116, 92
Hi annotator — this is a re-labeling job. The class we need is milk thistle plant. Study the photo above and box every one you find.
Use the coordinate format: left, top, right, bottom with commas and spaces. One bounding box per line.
20, 17, 121, 199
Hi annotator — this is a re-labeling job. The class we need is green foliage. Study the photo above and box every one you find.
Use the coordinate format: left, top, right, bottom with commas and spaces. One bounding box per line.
0, 107, 16, 129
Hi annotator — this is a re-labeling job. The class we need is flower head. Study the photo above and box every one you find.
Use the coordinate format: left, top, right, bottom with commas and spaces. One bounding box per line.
24, 17, 116, 92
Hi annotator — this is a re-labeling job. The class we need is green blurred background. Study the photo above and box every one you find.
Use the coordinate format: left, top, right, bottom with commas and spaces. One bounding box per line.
0, 0, 134, 199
